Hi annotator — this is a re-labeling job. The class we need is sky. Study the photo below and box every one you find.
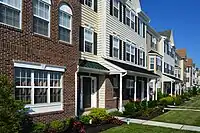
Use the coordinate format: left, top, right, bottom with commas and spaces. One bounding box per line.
141, 0, 200, 67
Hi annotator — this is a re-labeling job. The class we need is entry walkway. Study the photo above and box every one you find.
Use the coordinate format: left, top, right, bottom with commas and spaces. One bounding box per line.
116, 116, 200, 132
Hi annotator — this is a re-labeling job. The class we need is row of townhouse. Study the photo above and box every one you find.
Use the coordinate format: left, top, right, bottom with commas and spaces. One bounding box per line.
0, 0, 198, 123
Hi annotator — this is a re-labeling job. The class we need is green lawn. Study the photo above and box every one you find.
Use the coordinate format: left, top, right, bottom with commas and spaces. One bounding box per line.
101, 124, 196, 133
181, 95, 200, 109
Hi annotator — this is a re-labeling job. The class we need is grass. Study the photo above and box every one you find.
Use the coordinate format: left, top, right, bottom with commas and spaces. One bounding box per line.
181, 95, 200, 109
101, 124, 196, 133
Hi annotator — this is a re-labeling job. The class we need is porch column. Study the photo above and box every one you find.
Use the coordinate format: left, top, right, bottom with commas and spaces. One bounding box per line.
155, 81, 158, 100
141, 81, 144, 100
134, 76, 137, 101
147, 78, 150, 101
119, 73, 123, 112
180, 83, 182, 95
175, 83, 177, 97
162, 81, 164, 94
171, 81, 173, 96
152, 79, 156, 100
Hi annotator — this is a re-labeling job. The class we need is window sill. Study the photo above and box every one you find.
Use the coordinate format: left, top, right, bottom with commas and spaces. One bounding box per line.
0, 23, 22, 33
59, 40, 73, 47
25, 102, 62, 114
33, 33, 51, 40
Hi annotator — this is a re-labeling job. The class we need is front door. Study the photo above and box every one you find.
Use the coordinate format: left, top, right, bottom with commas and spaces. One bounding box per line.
81, 76, 97, 109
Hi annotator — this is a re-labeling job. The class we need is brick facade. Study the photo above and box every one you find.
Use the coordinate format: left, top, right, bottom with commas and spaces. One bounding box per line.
0, 0, 81, 123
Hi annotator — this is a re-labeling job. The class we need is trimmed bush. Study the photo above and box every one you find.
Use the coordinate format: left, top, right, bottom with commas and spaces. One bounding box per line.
80, 115, 91, 124
159, 96, 174, 106
123, 102, 136, 116
32, 122, 46, 133
49, 120, 65, 132
192, 86, 198, 96
141, 100, 147, 110
148, 100, 157, 108
173, 96, 183, 106
89, 108, 109, 120
109, 111, 123, 117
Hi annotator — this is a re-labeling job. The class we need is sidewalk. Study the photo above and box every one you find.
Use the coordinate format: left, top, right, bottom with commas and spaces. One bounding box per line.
164, 107, 200, 112
116, 116, 200, 132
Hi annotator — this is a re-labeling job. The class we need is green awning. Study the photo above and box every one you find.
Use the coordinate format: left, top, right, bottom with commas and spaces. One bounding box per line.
79, 60, 108, 71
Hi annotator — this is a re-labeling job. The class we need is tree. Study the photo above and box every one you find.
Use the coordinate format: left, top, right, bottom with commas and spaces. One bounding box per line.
0, 75, 26, 133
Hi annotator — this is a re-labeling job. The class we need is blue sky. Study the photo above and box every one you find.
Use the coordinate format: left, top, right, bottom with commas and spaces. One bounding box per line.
141, 0, 200, 67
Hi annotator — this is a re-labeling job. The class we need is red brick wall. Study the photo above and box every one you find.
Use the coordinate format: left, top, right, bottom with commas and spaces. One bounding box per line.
0, 0, 81, 123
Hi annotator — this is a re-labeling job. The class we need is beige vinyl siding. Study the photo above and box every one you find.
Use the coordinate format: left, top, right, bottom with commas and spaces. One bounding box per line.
105, 0, 146, 58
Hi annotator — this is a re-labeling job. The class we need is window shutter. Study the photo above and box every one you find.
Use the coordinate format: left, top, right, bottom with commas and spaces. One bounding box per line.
110, 0, 113, 15
109, 35, 113, 57
79, 26, 84, 52
143, 23, 146, 38
119, 40, 122, 60
143, 52, 145, 67
123, 42, 126, 61
94, 32, 97, 55
94, 0, 97, 12
123, 5, 126, 24
138, 18, 140, 34
135, 48, 137, 64
138, 49, 140, 65
135, 16, 137, 32
119, 2, 122, 22
80, 0, 84, 4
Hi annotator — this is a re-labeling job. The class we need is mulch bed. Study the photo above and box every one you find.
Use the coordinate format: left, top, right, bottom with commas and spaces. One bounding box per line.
85, 123, 120, 133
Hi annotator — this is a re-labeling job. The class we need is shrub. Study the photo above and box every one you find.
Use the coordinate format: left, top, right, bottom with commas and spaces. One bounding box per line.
89, 108, 109, 120
32, 122, 46, 133
0, 75, 27, 133
173, 96, 182, 106
49, 120, 65, 132
140, 100, 147, 110
157, 91, 168, 100
159, 98, 168, 107
123, 102, 136, 116
192, 86, 198, 96
109, 111, 123, 117
159, 97, 174, 106
148, 100, 157, 108
65, 118, 71, 126
79, 115, 91, 124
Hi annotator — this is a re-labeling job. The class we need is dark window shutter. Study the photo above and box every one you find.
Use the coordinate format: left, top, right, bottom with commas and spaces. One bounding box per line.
79, 26, 84, 52
138, 49, 140, 65
80, 0, 84, 4
143, 23, 146, 38
94, 32, 97, 55
135, 16, 137, 32
123, 5, 126, 24
119, 2, 122, 22
94, 0, 97, 12
135, 48, 137, 64
138, 18, 140, 34
143, 52, 145, 67
109, 35, 113, 57
110, 0, 113, 15
123, 42, 126, 61
119, 40, 122, 60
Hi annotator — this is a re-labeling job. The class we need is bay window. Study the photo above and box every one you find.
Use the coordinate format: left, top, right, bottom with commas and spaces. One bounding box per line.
126, 42, 135, 63
59, 4, 72, 43
113, 36, 119, 58
150, 57, 154, 70
15, 68, 62, 105
84, 28, 93, 53
0, 0, 22, 28
33, 0, 50, 36
156, 57, 162, 71
113, 0, 119, 18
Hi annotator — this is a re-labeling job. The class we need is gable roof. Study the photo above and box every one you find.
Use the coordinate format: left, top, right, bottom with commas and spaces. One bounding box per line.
176, 49, 187, 59
158, 30, 172, 38
186, 58, 193, 67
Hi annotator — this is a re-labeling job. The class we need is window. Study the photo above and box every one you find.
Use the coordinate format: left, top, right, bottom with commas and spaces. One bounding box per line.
85, 0, 93, 8
150, 57, 154, 69
126, 42, 135, 63
151, 37, 157, 50
164, 62, 167, 73
113, 0, 119, 18
84, 28, 93, 53
175, 70, 177, 77
112, 76, 119, 98
139, 50, 143, 66
156, 57, 162, 71
126, 79, 134, 98
131, 12, 135, 29
15, 68, 62, 104
113, 36, 119, 58
0, 0, 22, 28
59, 4, 72, 43
126, 8, 130, 26
33, 0, 51, 36
138, 19, 143, 36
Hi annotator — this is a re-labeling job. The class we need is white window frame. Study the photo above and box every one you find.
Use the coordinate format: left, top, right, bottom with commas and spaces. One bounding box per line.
85, 0, 94, 9
126, 79, 134, 98
138, 19, 143, 36
33, 0, 51, 37
112, 76, 119, 98
14, 61, 65, 114
84, 27, 94, 53
113, 0, 119, 19
149, 56, 154, 70
113, 36, 120, 59
0, 0, 22, 29
126, 8, 131, 26
130, 11, 135, 29
59, 4, 72, 44
139, 49, 144, 66
126, 42, 135, 63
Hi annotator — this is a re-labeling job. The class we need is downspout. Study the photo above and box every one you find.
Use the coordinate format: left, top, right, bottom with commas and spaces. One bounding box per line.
75, 65, 79, 117
119, 71, 127, 112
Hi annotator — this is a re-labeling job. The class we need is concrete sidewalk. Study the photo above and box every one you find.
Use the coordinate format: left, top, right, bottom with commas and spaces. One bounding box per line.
164, 107, 200, 112
117, 116, 200, 132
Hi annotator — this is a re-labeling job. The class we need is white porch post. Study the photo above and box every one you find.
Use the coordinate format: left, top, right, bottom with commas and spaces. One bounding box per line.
147, 78, 150, 101
119, 73, 123, 112
155, 81, 158, 100
171, 81, 173, 96
152, 79, 156, 100
180, 83, 182, 95
134, 76, 137, 101
162, 81, 164, 94
175, 83, 177, 97
141, 81, 144, 100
